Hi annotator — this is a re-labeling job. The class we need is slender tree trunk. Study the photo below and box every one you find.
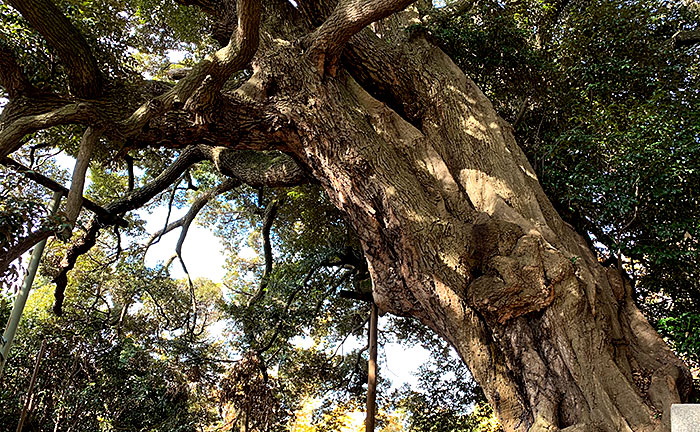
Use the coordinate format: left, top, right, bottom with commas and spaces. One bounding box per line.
17, 339, 47, 432
366, 302, 378, 432
253, 27, 692, 432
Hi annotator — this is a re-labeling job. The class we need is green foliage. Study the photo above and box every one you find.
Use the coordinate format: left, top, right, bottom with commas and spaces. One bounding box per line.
2, 0, 699, 429
381, 336, 496, 431
0, 250, 223, 431
0, 0, 213, 94
0, 157, 68, 289
658, 312, 700, 366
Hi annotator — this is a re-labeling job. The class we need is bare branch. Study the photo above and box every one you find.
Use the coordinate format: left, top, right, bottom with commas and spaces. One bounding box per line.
673, 29, 700, 47
154, 177, 184, 247
177, 180, 240, 254
513, 97, 530, 129
146, 178, 240, 251
51, 143, 308, 314
52, 147, 208, 314
307, 0, 417, 76
125, 155, 135, 191
333, 312, 370, 357
247, 199, 282, 306
6, 0, 104, 98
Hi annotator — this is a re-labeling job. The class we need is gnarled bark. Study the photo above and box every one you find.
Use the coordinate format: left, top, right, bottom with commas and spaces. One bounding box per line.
249, 24, 691, 432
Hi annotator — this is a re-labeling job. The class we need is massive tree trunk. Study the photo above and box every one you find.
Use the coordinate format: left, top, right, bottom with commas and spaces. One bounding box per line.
250, 20, 692, 432
0, 0, 692, 430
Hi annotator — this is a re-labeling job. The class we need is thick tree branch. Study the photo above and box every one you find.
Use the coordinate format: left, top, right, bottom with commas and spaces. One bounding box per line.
64, 127, 102, 228
343, 29, 426, 126
307, 0, 417, 75
121, 0, 261, 134
167, 68, 193, 81
105, 146, 208, 214
6, 0, 104, 98
129, 94, 274, 152
0, 79, 176, 161
673, 29, 700, 47
203, 148, 311, 187
0, 102, 96, 159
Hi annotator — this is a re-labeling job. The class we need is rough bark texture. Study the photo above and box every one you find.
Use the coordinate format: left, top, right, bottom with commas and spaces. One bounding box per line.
0, 0, 692, 430
249, 23, 691, 432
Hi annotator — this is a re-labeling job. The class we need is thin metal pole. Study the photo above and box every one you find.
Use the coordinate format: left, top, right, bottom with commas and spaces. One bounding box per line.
16, 338, 47, 432
1, 190, 62, 378
365, 302, 378, 432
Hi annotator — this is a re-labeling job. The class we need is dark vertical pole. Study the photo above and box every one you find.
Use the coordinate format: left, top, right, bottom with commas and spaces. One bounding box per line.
366, 302, 378, 432
17, 338, 47, 432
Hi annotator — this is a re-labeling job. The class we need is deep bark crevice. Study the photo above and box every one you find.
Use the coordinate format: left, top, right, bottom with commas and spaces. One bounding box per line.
248, 29, 691, 431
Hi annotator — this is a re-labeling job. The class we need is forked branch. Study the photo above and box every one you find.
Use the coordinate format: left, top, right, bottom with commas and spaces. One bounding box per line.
51, 146, 307, 314
121, 0, 261, 134
246, 198, 282, 307
51, 146, 209, 315
146, 178, 240, 252
307, 0, 417, 75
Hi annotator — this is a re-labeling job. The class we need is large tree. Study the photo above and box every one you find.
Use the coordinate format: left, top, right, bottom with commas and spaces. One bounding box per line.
0, 0, 696, 431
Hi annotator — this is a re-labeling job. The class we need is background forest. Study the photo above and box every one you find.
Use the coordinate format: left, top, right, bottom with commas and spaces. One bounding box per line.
1, 0, 698, 430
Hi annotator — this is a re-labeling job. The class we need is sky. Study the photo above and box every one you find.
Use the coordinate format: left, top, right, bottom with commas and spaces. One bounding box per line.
138, 205, 229, 281
135, 192, 433, 391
